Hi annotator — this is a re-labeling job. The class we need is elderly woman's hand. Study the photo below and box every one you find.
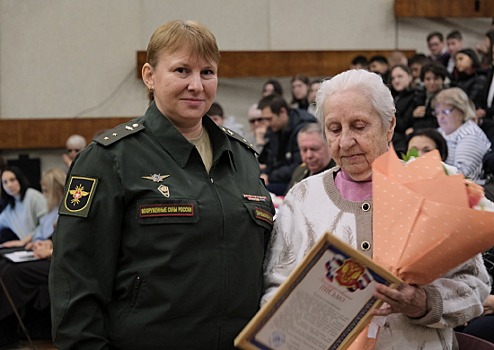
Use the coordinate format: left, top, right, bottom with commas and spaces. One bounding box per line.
372, 283, 428, 318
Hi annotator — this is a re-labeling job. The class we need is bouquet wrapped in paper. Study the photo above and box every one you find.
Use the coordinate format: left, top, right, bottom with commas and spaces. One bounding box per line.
372, 147, 494, 285
348, 147, 494, 350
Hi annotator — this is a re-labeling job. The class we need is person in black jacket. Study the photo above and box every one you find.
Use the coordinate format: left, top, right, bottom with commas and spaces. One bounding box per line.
258, 94, 317, 195
409, 62, 448, 133
390, 64, 416, 156
452, 48, 487, 109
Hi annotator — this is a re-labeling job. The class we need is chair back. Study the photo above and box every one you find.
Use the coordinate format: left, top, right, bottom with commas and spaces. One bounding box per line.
455, 331, 494, 349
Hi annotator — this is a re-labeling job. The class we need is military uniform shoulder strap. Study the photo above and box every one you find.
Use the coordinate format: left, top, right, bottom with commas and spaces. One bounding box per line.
220, 126, 257, 155
93, 119, 145, 147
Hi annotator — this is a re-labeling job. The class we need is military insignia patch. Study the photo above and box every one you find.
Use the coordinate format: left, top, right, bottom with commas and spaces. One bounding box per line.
60, 176, 98, 218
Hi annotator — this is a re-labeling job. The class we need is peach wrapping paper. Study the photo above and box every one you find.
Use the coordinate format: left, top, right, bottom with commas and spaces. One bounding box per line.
372, 147, 494, 285
347, 147, 494, 350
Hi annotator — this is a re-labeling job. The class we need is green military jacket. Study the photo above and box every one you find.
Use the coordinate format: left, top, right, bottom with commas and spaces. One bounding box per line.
49, 102, 274, 350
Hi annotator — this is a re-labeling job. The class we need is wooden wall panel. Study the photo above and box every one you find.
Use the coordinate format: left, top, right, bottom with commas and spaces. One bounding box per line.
395, 0, 494, 17
136, 49, 417, 79
0, 117, 134, 150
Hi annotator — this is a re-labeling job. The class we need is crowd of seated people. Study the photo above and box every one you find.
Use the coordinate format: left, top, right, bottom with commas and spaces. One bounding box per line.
0, 165, 66, 348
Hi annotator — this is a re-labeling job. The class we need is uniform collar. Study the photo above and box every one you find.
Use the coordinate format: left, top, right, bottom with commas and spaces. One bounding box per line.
143, 102, 236, 170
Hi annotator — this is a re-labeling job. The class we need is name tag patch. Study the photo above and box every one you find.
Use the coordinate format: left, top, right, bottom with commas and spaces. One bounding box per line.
254, 207, 273, 225
140, 204, 194, 218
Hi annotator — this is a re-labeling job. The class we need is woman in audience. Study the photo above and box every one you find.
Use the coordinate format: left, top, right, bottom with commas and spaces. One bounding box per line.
452, 48, 487, 108
261, 78, 284, 97
390, 64, 416, 155
434, 87, 491, 184
2, 168, 66, 247
290, 74, 310, 110
406, 128, 448, 161
0, 168, 65, 348
0, 166, 46, 244
409, 62, 448, 133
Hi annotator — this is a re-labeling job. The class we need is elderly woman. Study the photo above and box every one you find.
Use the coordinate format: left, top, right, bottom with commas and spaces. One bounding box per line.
434, 87, 491, 184
262, 69, 490, 349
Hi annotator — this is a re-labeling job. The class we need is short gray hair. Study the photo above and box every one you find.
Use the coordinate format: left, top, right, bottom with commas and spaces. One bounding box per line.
315, 69, 395, 130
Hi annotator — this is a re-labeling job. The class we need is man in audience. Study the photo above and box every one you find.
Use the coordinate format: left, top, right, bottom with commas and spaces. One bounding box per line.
369, 55, 390, 84
62, 134, 87, 168
446, 30, 464, 75
206, 101, 224, 126
286, 123, 335, 193
258, 94, 317, 196
427, 31, 450, 68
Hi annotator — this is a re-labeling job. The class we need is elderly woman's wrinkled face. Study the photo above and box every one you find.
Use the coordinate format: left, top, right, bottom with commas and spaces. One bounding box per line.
323, 90, 394, 181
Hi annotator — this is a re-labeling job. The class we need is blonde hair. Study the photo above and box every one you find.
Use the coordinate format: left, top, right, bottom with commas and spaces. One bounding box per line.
146, 20, 220, 101
432, 87, 476, 122
41, 168, 66, 211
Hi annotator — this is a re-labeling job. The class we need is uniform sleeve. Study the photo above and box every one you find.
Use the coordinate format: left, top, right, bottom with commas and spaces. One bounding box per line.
408, 254, 490, 328
49, 144, 124, 350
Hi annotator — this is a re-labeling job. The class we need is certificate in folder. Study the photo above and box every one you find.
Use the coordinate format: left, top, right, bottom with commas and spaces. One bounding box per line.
235, 232, 401, 350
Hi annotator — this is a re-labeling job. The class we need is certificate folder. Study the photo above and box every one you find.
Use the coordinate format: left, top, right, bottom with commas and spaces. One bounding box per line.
235, 232, 401, 350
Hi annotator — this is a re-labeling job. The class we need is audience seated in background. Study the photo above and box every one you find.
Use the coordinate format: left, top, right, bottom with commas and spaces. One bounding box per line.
307, 78, 323, 116
387, 50, 408, 67
2, 168, 66, 248
0, 166, 47, 244
245, 104, 271, 154
446, 30, 464, 75
390, 64, 416, 155
258, 94, 317, 196
289, 74, 310, 110
477, 30, 494, 129
434, 87, 491, 184
369, 55, 390, 85
476, 29, 494, 69
62, 134, 87, 168
426, 31, 450, 68
408, 53, 433, 88
286, 122, 335, 193
0, 168, 65, 348
409, 62, 448, 134
206, 101, 224, 126
452, 48, 487, 109
350, 55, 369, 70
406, 128, 449, 161
245, 78, 284, 143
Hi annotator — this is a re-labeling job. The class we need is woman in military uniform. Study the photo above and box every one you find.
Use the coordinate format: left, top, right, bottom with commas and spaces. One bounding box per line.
49, 20, 274, 350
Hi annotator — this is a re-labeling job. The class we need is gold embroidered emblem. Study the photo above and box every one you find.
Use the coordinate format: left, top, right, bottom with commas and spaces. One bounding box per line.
69, 184, 89, 205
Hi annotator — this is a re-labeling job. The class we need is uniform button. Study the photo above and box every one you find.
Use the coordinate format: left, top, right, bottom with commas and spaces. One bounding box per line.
210, 178, 214, 184
361, 241, 371, 251
361, 202, 371, 212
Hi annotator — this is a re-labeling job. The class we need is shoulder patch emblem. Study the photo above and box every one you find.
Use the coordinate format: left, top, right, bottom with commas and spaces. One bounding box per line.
60, 176, 98, 218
